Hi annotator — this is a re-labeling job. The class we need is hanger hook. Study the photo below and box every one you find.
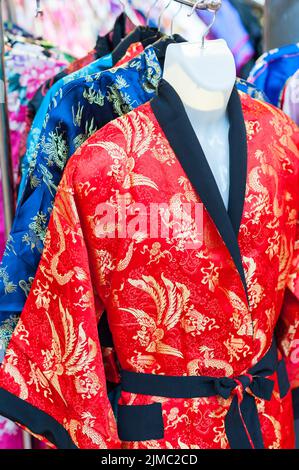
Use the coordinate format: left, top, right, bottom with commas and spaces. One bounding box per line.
171, 3, 183, 38
187, 1, 219, 49
119, 0, 139, 27
35, 0, 43, 18
201, 9, 217, 48
146, 0, 160, 26
158, 0, 172, 32
119, 0, 126, 11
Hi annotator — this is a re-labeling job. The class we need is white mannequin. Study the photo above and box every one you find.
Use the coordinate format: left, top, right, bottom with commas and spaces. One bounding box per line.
163, 39, 236, 209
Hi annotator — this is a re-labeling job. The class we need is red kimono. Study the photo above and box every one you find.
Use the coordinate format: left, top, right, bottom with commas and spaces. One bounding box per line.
0, 81, 299, 449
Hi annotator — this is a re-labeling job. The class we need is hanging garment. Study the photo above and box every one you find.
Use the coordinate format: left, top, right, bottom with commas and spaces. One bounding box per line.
0, 36, 274, 360
18, 13, 137, 199
248, 43, 299, 107
234, 78, 269, 102
19, 25, 165, 197
0, 38, 270, 367
281, 69, 299, 125
0, 81, 298, 449
19, 43, 146, 202
0, 39, 163, 360
132, 0, 253, 75
0, 39, 70, 260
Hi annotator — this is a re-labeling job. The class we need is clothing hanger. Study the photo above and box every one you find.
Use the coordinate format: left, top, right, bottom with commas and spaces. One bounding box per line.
170, 2, 183, 37
158, 0, 172, 31
34, 0, 44, 38
162, 0, 237, 219
187, 0, 218, 48
35, 0, 43, 17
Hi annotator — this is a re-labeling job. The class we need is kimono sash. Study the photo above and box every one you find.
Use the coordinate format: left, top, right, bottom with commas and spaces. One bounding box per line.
119, 339, 290, 449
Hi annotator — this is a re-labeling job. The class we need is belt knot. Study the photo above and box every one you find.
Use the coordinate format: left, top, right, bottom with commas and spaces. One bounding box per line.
214, 373, 254, 401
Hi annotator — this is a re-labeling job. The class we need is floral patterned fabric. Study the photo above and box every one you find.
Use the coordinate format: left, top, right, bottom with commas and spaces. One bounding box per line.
0, 44, 163, 355
6, 42, 69, 186
19, 42, 145, 201
0, 86, 298, 449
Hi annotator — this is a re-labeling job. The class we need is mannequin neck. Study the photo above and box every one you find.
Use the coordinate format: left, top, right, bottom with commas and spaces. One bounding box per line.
183, 86, 232, 128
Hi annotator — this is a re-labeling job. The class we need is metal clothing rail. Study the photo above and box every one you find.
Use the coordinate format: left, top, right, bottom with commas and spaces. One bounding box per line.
173, 0, 221, 11
0, 0, 14, 237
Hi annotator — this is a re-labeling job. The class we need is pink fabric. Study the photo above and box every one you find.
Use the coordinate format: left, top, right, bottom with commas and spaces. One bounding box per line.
0, 417, 24, 449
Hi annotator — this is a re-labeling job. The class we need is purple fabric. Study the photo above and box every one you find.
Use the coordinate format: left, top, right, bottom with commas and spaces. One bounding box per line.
282, 70, 299, 125
197, 0, 254, 73
0, 417, 23, 449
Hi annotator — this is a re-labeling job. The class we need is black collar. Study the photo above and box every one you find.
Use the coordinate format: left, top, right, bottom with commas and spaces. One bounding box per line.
96, 12, 129, 58
150, 79, 248, 297
111, 26, 164, 65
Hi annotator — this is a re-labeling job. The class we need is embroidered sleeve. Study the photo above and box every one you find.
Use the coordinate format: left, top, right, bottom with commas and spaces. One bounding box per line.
0, 161, 120, 449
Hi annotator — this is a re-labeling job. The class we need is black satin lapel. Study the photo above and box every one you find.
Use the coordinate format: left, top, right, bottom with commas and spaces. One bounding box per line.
227, 88, 248, 235
150, 80, 248, 296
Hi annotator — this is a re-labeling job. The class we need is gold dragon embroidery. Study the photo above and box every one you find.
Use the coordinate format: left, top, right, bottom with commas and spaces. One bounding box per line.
243, 257, 264, 310
3, 349, 28, 400
187, 347, 234, 376
89, 111, 161, 191
64, 412, 108, 448
41, 299, 99, 405
120, 273, 191, 359
263, 413, 282, 449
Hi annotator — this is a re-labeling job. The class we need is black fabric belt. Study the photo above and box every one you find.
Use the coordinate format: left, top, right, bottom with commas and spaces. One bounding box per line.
120, 340, 290, 449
